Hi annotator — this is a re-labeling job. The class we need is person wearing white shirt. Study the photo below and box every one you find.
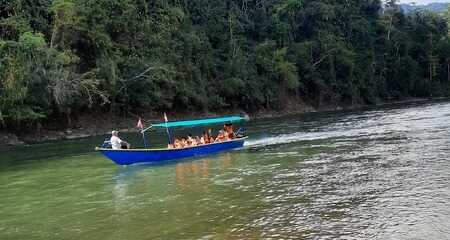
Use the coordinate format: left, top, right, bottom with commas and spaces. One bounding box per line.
110, 130, 130, 149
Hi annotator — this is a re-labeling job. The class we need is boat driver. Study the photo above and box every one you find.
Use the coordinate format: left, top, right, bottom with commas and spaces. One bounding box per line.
110, 130, 131, 149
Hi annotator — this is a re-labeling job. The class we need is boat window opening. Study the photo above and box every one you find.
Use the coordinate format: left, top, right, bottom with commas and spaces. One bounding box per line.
168, 125, 243, 150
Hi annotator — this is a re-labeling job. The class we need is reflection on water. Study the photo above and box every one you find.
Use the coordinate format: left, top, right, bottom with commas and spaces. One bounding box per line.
2, 100, 450, 239
175, 159, 209, 190
175, 154, 234, 190
114, 153, 234, 195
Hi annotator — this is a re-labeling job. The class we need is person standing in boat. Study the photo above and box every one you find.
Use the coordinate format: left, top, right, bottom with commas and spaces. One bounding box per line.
110, 130, 130, 149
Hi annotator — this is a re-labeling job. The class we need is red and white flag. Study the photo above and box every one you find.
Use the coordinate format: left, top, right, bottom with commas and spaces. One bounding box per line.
136, 118, 144, 129
164, 112, 168, 122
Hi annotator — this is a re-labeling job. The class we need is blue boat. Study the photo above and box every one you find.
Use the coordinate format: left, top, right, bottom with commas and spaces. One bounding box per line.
96, 116, 248, 165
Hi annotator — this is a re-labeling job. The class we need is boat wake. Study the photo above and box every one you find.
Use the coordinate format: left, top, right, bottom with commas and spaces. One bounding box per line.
243, 131, 340, 148
243, 102, 448, 149
243, 123, 404, 149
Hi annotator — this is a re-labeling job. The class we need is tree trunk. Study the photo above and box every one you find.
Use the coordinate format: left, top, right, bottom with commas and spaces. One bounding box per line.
387, 15, 393, 41
66, 108, 72, 128
447, 61, 449, 83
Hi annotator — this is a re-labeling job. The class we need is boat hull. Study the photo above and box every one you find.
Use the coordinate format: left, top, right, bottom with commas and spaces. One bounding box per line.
97, 137, 246, 165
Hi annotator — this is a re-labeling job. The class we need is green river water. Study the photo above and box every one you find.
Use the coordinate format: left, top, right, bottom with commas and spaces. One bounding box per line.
1, 101, 450, 239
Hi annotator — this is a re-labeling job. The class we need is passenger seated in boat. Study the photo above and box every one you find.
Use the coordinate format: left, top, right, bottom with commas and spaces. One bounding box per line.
208, 129, 213, 142
224, 124, 235, 139
187, 134, 194, 146
181, 138, 187, 147
173, 138, 181, 148
202, 131, 210, 144
202, 131, 209, 144
168, 142, 174, 149
200, 135, 206, 145
215, 130, 227, 142
194, 136, 201, 145
110, 130, 130, 150
223, 131, 230, 141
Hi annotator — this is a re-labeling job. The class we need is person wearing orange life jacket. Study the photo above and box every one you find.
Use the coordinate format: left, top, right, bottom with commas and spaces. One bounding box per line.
224, 123, 235, 139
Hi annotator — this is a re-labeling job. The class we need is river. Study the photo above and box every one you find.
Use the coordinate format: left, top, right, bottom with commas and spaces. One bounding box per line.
1, 101, 450, 239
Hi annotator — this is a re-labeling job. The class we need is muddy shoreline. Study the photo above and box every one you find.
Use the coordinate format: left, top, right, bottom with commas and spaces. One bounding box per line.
0, 98, 441, 147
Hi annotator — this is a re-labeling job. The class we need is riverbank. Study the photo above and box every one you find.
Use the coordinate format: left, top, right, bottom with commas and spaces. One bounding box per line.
0, 97, 441, 147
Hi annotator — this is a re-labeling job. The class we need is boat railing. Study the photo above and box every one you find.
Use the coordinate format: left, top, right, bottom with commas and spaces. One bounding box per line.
235, 128, 246, 138
101, 138, 112, 148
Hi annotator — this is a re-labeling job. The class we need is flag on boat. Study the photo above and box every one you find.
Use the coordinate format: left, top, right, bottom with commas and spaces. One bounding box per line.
136, 118, 144, 129
163, 112, 173, 144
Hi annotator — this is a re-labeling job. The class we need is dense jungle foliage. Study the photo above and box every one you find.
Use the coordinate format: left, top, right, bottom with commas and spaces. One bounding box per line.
1, 0, 450, 129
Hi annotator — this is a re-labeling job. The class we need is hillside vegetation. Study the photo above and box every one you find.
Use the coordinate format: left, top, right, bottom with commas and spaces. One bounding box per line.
1, 0, 450, 130
401, 2, 450, 13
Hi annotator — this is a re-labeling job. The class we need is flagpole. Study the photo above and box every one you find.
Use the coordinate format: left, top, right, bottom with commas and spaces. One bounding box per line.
142, 131, 148, 148
164, 113, 172, 145
137, 118, 148, 148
